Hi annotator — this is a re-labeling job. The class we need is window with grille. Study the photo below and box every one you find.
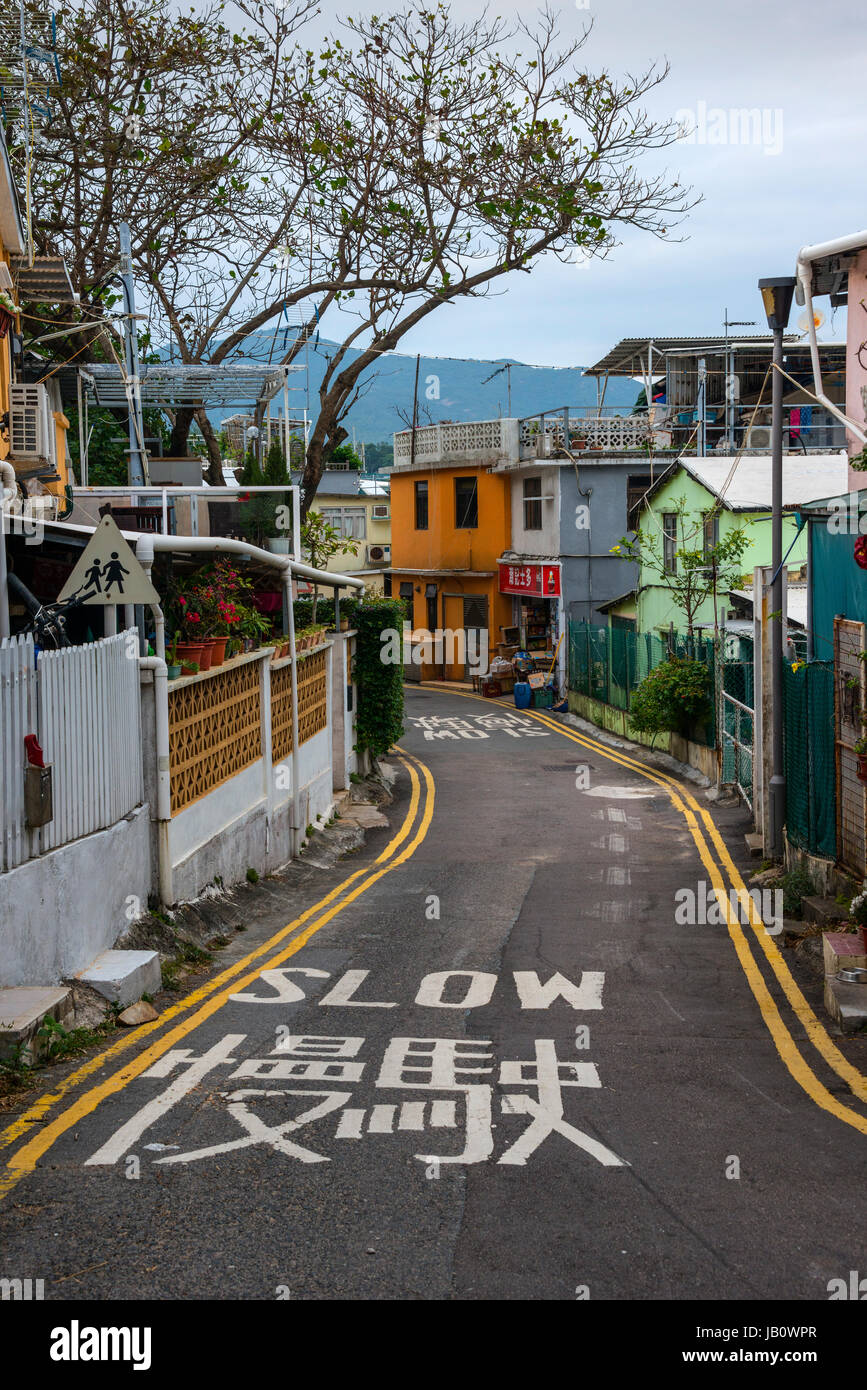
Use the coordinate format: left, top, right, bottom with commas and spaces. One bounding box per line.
320, 507, 366, 540
662, 513, 678, 573
523, 476, 542, 530
702, 511, 719, 559
455, 476, 478, 529
415, 479, 429, 530
626, 475, 652, 530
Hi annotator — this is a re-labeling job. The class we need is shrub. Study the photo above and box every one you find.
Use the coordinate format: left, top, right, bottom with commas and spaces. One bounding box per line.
350, 598, 405, 756
629, 658, 711, 743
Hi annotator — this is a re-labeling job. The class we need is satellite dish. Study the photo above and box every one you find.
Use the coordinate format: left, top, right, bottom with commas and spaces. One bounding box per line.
798, 308, 825, 333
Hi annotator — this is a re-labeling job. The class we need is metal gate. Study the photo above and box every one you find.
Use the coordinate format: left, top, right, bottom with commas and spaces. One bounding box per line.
834, 617, 866, 875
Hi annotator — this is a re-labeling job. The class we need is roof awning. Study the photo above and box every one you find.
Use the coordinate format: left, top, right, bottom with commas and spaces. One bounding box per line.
84, 362, 303, 410
12, 255, 77, 304
583, 334, 798, 378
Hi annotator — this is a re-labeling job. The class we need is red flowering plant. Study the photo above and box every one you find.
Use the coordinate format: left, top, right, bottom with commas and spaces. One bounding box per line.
180, 559, 259, 639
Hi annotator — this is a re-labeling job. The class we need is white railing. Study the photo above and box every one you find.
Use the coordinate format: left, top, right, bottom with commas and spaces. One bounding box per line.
0, 634, 38, 870
0, 630, 144, 868
519, 412, 654, 458
721, 690, 754, 812
393, 419, 518, 464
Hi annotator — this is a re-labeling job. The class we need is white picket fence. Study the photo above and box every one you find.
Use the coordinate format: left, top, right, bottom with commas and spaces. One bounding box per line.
0, 634, 39, 870
0, 630, 144, 869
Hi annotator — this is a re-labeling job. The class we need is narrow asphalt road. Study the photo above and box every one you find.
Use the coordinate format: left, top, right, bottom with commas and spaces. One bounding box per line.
0, 686, 864, 1302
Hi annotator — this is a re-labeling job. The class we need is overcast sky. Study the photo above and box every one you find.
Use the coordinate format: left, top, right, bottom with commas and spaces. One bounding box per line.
316, 0, 865, 368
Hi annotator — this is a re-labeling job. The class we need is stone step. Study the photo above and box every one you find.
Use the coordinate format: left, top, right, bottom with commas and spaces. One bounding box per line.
823, 930, 867, 977
824, 976, 867, 1034
74, 949, 161, 1007
0, 986, 74, 1062
803, 896, 850, 928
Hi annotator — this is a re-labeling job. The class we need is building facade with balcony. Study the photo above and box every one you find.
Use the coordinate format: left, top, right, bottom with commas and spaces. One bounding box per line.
387, 421, 513, 680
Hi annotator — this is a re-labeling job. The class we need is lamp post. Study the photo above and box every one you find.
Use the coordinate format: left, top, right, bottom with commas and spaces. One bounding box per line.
758, 276, 796, 858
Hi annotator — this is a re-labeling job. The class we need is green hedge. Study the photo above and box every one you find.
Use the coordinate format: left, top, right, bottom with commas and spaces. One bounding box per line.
299, 596, 404, 756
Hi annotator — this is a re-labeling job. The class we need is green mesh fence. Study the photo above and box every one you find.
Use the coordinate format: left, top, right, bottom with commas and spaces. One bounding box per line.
568, 622, 717, 746
783, 660, 836, 859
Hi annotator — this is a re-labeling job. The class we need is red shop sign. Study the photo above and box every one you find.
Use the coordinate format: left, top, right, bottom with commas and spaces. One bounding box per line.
498, 562, 561, 597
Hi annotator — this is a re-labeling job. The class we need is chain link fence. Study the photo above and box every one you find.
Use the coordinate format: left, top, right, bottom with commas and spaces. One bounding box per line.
783, 659, 836, 859
568, 622, 717, 746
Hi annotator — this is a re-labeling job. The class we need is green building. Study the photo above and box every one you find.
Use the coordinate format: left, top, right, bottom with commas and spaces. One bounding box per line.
603, 454, 848, 635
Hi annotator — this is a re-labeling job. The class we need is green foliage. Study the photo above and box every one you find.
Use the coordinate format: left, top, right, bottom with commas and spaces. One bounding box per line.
777, 866, 816, 919
324, 442, 363, 470
614, 497, 752, 634
348, 598, 405, 757
302, 511, 359, 621
33, 1012, 119, 1064
362, 441, 394, 471
628, 658, 711, 742
246, 867, 259, 884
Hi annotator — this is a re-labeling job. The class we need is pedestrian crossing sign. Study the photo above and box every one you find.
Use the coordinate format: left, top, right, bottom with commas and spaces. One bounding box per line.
57, 514, 160, 606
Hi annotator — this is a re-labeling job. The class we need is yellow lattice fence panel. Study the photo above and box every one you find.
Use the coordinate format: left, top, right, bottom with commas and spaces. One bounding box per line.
270, 648, 328, 763
299, 649, 328, 744
270, 660, 294, 766
169, 660, 263, 812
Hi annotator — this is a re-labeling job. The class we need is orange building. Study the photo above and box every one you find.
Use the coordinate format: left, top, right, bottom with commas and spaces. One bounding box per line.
387, 438, 512, 681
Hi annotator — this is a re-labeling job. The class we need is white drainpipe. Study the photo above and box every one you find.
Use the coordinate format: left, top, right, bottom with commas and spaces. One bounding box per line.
138, 654, 173, 906
796, 231, 867, 445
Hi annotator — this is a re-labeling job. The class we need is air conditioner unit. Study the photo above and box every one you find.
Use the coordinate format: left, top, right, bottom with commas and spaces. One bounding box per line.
371, 504, 390, 520
367, 543, 391, 564
9, 383, 52, 462
745, 425, 772, 450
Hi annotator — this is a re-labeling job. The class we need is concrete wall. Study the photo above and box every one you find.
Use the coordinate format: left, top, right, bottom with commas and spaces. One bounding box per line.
567, 689, 717, 781
0, 805, 151, 986
557, 459, 647, 625
508, 464, 560, 557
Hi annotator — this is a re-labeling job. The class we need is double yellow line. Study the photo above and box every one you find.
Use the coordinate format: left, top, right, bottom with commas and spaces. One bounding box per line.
429, 687, 867, 1136
0, 749, 435, 1200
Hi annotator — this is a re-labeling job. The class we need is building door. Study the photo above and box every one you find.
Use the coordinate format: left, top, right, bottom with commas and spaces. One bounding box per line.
834, 617, 866, 874
463, 594, 488, 680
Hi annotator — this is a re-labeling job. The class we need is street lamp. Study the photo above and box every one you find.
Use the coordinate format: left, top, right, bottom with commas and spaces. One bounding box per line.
758, 275, 796, 858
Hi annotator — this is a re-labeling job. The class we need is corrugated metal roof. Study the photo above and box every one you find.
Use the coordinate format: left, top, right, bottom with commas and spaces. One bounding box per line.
670, 453, 849, 510
584, 334, 801, 377
11, 255, 77, 304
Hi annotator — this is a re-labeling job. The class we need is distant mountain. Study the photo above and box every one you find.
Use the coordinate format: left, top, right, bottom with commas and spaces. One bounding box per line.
215, 333, 639, 444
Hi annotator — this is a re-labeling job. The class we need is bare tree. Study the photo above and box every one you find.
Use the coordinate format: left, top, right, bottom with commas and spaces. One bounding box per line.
252, 3, 695, 513
10, 0, 318, 481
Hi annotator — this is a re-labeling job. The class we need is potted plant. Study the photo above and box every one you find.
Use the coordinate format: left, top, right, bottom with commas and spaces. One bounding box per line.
0, 288, 19, 340
166, 633, 182, 680
855, 733, 867, 784
846, 885, 867, 953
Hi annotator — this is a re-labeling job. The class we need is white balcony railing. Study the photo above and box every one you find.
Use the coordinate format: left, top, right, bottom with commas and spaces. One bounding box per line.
393, 418, 519, 465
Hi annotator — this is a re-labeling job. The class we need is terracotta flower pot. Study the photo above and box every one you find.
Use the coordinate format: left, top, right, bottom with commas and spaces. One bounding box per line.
175, 642, 204, 676
210, 637, 228, 666
198, 640, 215, 672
